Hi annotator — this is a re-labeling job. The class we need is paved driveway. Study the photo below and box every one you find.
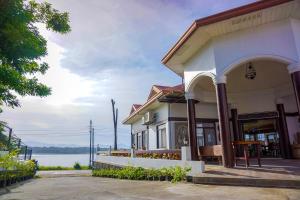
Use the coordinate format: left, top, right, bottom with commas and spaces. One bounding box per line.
1, 176, 300, 200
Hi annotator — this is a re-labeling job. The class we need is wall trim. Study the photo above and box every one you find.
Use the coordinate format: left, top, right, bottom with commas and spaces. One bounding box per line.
168, 117, 218, 123
238, 111, 278, 121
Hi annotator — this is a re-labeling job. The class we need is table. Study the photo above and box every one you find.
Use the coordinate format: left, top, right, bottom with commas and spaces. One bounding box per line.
232, 141, 262, 168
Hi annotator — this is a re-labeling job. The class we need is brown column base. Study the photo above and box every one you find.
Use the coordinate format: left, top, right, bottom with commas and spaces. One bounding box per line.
187, 99, 199, 161
217, 83, 234, 168
277, 104, 292, 159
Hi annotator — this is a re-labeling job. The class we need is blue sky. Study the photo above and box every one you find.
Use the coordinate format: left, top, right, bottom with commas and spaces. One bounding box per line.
1, 0, 255, 147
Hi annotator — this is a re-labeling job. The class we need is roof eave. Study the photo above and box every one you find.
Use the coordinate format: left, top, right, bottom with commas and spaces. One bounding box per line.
122, 92, 164, 124
161, 0, 293, 66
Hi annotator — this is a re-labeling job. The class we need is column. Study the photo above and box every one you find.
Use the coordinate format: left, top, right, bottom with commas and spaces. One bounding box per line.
187, 98, 199, 161
231, 108, 240, 142
277, 104, 292, 159
216, 76, 234, 168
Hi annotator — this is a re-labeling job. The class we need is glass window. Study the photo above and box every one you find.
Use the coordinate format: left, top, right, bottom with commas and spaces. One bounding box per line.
196, 122, 217, 147
196, 128, 204, 147
175, 123, 189, 149
142, 130, 149, 150
137, 133, 142, 150
158, 124, 167, 149
197, 123, 215, 128
205, 128, 216, 146
134, 134, 138, 149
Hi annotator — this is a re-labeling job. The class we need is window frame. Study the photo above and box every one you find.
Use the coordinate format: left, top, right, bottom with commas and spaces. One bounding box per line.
156, 123, 167, 149
196, 122, 217, 147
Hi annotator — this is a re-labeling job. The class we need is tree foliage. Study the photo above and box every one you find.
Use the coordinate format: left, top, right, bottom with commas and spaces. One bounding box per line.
0, 0, 71, 111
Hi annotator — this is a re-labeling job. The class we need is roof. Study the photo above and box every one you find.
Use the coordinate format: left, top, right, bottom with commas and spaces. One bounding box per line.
130, 104, 142, 115
161, 0, 293, 65
123, 84, 184, 124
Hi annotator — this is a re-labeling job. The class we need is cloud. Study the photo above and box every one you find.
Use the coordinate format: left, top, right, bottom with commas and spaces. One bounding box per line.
0, 0, 256, 147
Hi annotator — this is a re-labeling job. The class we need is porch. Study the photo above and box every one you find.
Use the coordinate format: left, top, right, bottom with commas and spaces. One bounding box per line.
192, 158, 300, 188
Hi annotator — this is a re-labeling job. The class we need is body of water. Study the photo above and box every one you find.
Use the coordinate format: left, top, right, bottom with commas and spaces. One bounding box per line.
32, 154, 91, 167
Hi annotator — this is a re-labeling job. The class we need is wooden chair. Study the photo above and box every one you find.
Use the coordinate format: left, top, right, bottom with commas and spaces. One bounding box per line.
199, 145, 223, 164
232, 141, 262, 168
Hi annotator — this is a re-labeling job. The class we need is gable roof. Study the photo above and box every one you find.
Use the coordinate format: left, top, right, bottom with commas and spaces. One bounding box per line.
147, 84, 184, 100
161, 0, 293, 65
130, 104, 142, 114
123, 84, 184, 124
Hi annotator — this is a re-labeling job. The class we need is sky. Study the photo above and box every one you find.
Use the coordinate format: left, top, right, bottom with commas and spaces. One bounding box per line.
0, 0, 256, 147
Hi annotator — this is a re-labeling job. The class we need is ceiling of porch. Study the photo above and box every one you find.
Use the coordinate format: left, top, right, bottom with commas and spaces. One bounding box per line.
226, 60, 292, 93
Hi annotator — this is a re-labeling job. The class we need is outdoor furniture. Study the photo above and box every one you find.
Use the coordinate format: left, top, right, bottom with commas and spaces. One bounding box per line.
199, 145, 222, 164
232, 141, 262, 168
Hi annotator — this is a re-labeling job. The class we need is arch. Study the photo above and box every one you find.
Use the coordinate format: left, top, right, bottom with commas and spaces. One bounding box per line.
186, 71, 216, 93
221, 54, 295, 77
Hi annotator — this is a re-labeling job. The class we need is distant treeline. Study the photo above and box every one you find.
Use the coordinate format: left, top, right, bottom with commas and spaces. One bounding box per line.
31, 147, 109, 154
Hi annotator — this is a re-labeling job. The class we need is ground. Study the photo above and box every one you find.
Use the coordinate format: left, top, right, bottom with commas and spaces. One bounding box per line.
0, 171, 299, 200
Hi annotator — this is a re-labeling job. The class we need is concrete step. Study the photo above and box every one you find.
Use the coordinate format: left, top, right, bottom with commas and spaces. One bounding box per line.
188, 176, 300, 189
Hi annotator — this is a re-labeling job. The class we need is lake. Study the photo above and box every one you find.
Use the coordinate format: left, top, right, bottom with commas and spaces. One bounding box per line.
32, 154, 91, 167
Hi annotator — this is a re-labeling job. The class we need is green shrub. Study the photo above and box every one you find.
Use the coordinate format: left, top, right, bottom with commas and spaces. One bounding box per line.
73, 162, 81, 170
92, 166, 191, 183
0, 150, 37, 184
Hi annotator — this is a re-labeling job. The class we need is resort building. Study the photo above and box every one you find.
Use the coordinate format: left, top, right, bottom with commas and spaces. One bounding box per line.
123, 84, 221, 151
162, 0, 300, 167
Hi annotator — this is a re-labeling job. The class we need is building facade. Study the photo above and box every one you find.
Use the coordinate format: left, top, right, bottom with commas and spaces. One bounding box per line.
123, 85, 221, 151
162, 0, 300, 167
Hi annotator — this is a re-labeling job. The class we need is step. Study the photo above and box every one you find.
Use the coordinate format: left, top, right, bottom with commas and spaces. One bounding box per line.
188, 176, 300, 189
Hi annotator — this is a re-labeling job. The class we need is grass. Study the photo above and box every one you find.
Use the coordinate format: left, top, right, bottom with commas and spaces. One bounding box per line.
38, 162, 90, 171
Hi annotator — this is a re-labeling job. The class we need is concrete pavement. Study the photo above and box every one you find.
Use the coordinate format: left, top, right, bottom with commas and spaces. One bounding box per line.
1, 176, 300, 200
37, 170, 92, 177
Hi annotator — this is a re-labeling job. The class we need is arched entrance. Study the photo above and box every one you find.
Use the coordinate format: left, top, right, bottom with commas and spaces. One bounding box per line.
186, 74, 219, 161
224, 59, 296, 159
185, 57, 300, 167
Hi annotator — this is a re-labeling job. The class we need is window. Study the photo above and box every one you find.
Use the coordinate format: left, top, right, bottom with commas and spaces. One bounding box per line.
157, 124, 167, 149
175, 123, 189, 149
137, 133, 142, 150
142, 130, 149, 150
196, 123, 217, 147
133, 133, 138, 149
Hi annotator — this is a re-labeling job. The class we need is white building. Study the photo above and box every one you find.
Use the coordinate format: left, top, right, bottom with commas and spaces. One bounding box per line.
162, 0, 300, 167
123, 84, 221, 151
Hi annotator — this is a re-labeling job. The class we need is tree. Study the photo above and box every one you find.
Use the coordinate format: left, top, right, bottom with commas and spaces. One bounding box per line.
111, 99, 118, 150
0, 0, 71, 111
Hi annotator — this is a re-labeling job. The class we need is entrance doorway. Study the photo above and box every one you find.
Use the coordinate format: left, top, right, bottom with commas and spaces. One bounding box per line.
241, 119, 281, 158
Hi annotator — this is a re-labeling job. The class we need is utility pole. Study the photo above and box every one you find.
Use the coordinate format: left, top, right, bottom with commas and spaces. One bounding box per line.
7, 128, 12, 150
92, 127, 95, 164
28, 149, 32, 160
18, 139, 21, 149
89, 120, 92, 167
111, 99, 118, 150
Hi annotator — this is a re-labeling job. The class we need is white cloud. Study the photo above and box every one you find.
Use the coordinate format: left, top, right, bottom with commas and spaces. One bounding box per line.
0, 0, 256, 147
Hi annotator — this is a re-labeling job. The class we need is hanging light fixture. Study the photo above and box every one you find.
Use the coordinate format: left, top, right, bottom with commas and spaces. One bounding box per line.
245, 62, 256, 80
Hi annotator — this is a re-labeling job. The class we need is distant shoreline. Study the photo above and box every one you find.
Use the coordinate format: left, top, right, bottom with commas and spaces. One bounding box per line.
32, 153, 91, 155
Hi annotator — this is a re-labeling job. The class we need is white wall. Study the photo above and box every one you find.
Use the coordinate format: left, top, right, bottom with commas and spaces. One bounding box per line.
290, 18, 300, 61
96, 155, 205, 175
229, 89, 276, 114
170, 102, 218, 119
213, 19, 298, 75
132, 118, 146, 134
183, 18, 300, 92
131, 103, 169, 150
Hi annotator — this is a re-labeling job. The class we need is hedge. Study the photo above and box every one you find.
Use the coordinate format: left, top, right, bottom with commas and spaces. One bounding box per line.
92, 166, 190, 183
